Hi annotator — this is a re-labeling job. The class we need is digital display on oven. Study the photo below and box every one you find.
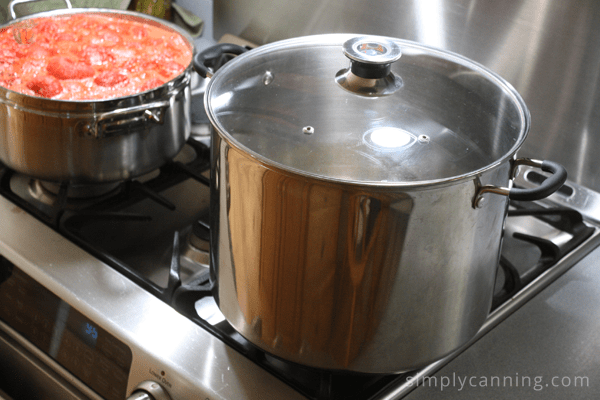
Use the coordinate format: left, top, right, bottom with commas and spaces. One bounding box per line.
0, 256, 132, 400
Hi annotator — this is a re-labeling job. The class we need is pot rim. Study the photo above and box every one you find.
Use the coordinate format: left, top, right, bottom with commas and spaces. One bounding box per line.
206, 34, 532, 188
0, 8, 195, 108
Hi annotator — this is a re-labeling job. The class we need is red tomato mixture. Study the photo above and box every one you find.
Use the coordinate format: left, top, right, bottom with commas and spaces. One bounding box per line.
0, 14, 192, 100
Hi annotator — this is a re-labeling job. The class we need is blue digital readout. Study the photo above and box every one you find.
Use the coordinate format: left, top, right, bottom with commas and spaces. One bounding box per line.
86, 323, 98, 339
81, 321, 98, 347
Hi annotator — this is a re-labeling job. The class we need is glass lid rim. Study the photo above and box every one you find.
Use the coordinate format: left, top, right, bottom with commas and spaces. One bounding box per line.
204, 33, 531, 186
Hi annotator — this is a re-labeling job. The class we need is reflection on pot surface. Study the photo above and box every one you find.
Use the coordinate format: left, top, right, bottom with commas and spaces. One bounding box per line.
212, 138, 514, 373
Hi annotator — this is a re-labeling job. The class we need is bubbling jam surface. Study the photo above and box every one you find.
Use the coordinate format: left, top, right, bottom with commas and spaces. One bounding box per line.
0, 14, 192, 100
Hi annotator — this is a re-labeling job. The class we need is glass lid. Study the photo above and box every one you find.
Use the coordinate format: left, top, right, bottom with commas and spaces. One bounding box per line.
205, 34, 529, 185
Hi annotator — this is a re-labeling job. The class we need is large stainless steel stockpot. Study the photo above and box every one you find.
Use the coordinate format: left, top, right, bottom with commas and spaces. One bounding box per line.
197, 34, 567, 373
0, 2, 193, 183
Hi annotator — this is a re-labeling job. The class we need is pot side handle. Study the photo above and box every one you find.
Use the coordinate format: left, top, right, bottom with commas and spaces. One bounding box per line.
86, 100, 171, 138
473, 159, 567, 208
193, 43, 249, 79
508, 159, 567, 200
9, 0, 72, 20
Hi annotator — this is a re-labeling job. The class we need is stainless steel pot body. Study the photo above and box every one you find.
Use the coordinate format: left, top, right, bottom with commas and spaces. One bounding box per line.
0, 8, 193, 183
203, 35, 565, 373
211, 132, 512, 373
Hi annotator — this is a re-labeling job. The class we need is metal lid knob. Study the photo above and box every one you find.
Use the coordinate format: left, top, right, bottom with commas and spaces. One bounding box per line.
342, 36, 402, 79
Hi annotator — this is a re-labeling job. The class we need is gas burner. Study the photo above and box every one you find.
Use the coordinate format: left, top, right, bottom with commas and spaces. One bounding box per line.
189, 219, 210, 252
181, 237, 210, 271
181, 219, 210, 270
28, 179, 121, 208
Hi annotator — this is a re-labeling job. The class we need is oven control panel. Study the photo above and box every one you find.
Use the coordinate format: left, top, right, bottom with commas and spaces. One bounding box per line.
0, 256, 133, 400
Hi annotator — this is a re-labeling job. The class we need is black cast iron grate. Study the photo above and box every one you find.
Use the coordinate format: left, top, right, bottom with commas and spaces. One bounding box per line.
491, 200, 595, 310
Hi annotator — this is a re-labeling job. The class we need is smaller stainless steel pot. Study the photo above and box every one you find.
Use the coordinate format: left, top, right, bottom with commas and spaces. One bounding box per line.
0, 1, 193, 183
196, 35, 567, 373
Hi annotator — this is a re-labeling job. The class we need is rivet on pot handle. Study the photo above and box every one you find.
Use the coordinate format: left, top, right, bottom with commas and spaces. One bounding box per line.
9, 0, 72, 20
193, 43, 249, 79
473, 158, 568, 208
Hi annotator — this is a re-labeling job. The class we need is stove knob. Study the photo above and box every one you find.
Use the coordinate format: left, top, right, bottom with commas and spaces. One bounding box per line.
127, 381, 171, 400
127, 392, 153, 400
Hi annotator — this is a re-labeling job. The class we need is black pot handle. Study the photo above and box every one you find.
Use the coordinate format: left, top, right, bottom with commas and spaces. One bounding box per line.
508, 159, 567, 201
193, 43, 249, 79
473, 158, 567, 208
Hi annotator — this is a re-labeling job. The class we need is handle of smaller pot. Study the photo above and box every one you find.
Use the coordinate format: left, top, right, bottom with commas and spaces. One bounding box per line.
9, 0, 72, 19
87, 100, 171, 138
473, 158, 567, 207
193, 43, 249, 79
